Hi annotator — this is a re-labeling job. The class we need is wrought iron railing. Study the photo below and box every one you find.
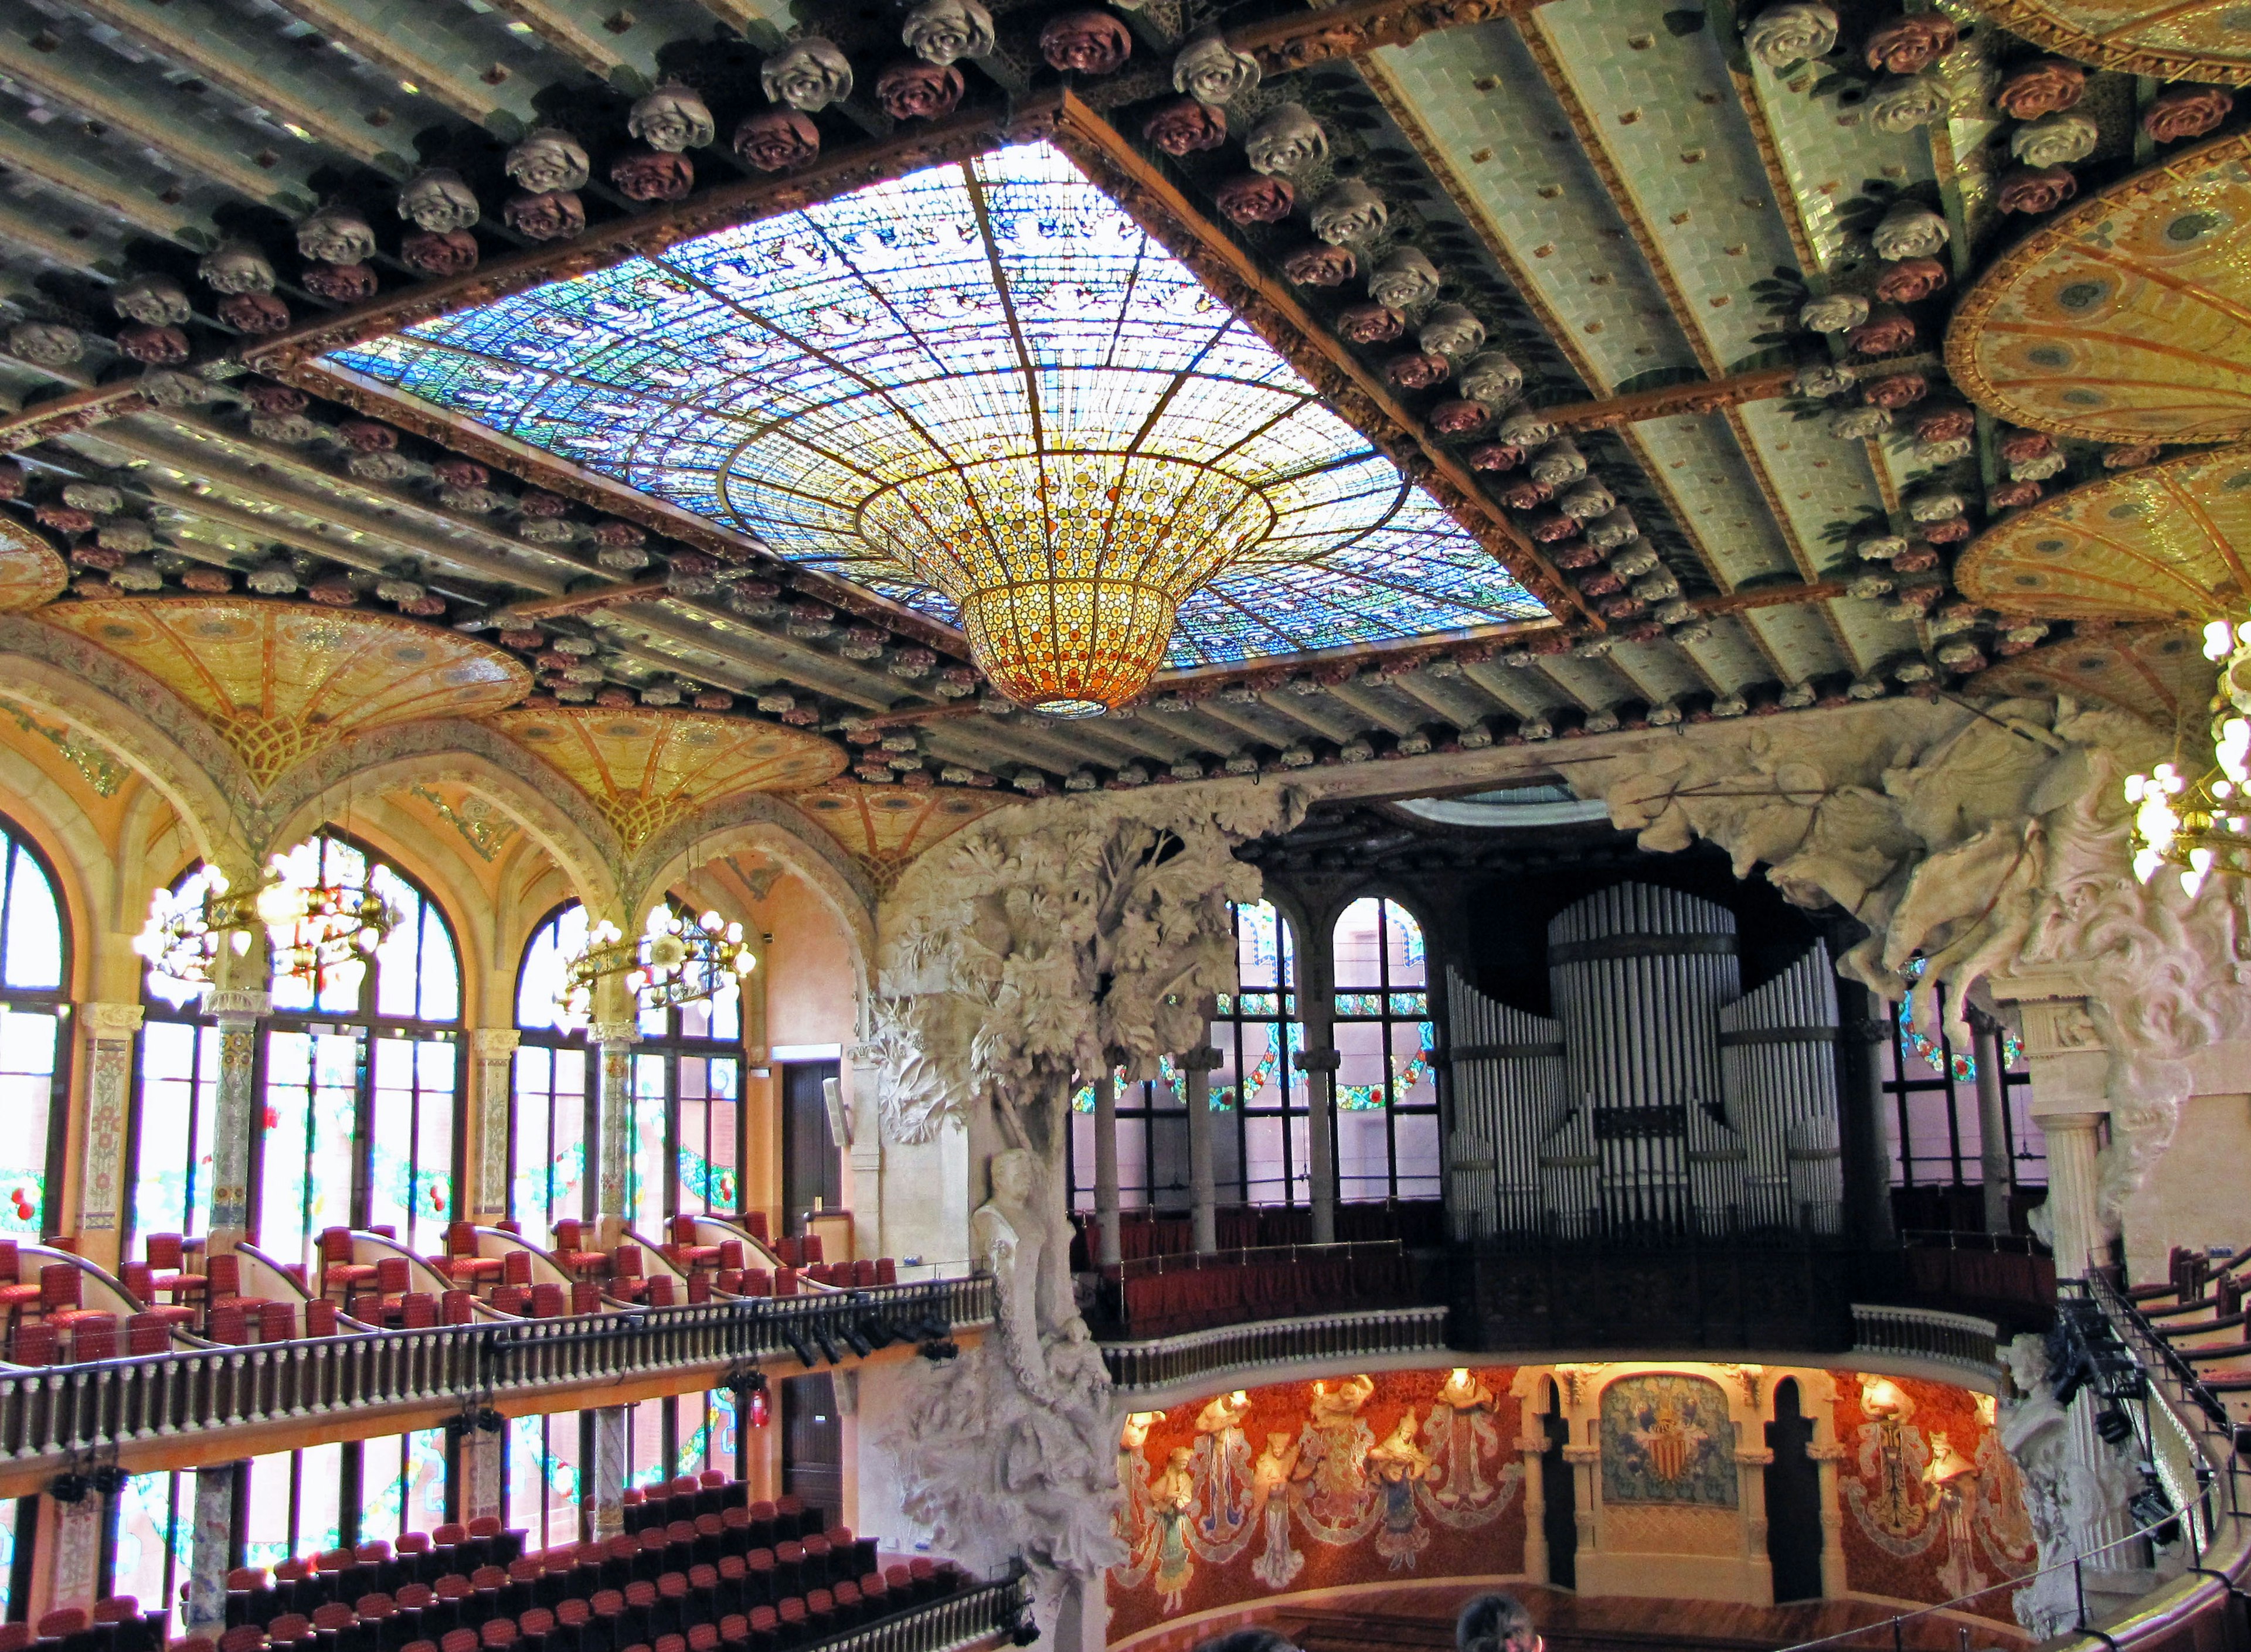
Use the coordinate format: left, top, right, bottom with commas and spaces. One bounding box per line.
0, 1276, 991, 1468
1099, 1305, 1449, 1391
806, 1574, 1028, 1652
1849, 1301, 2001, 1375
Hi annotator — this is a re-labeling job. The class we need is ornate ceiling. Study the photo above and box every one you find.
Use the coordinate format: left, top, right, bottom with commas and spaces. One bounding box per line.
0, 0, 2242, 810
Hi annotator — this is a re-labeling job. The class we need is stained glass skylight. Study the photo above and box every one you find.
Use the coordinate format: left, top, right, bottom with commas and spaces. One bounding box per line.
325, 140, 1546, 701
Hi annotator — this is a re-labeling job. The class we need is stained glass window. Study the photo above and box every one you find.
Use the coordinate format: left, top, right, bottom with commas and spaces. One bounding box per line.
507, 1412, 585, 1552
110, 1472, 192, 1637
328, 142, 1545, 674
0, 820, 66, 1241
514, 902, 591, 1241
1331, 897, 1439, 1201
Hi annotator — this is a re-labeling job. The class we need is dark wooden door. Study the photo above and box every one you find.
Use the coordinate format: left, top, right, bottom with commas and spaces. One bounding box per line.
781, 1060, 841, 1230
780, 1371, 843, 1521
1541, 1378, 1577, 1590
1765, 1377, 1826, 1602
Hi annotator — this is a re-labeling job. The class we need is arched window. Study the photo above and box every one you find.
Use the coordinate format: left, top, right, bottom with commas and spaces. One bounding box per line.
514, 902, 591, 1239
1331, 895, 1439, 1201
0, 815, 69, 1238
130, 865, 223, 1248
260, 833, 463, 1266
630, 905, 743, 1234
511, 900, 743, 1241
1209, 901, 1308, 1206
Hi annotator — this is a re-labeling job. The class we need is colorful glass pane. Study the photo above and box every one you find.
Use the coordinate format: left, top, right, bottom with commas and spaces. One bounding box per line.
329, 143, 1545, 675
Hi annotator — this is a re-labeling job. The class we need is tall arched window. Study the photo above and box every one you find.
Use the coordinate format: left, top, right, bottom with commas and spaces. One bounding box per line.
260, 833, 463, 1266
130, 865, 223, 1248
630, 908, 742, 1234
1331, 896, 1439, 1201
514, 902, 591, 1239
1209, 901, 1308, 1206
0, 815, 69, 1238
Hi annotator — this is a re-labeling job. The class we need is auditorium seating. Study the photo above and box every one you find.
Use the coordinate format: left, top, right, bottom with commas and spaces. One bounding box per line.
2122, 1243, 2251, 1422
208, 1477, 965, 1652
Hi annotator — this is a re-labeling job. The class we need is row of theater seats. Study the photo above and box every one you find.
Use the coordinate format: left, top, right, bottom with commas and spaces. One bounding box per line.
2131, 1243, 2251, 1419
183, 1478, 964, 1652
0, 1597, 166, 1652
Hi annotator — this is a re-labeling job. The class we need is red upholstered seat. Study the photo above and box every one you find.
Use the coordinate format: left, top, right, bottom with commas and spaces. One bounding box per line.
319, 1229, 377, 1303
550, 1221, 608, 1278
37, 1610, 87, 1640
441, 1222, 502, 1281
643, 1276, 675, 1308
70, 1314, 119, 1360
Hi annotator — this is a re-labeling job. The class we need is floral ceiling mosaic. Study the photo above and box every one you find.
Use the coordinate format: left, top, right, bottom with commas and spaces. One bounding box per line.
324, 141, 1548, 686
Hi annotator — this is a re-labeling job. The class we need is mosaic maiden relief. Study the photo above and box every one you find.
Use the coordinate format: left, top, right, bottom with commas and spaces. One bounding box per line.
1110, 1367, 1525, 1636
1837, 1372, 2036, 1606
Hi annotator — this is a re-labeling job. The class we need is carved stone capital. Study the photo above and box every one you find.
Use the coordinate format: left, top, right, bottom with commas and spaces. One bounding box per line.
1561, 1445, 1601, 1464
83, 1001, 144, 1040
1293, 1047, 1343, 1074
1174, 1045, 1225, 1073
1734, 1447, 1776, 1467
469, 1027, 522, 1058
589, 1020, 641, 1047
203, 987, 270, 1023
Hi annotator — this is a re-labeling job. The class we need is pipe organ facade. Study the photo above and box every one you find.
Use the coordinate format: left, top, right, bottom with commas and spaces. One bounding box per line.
1446, 882, 1844, 1242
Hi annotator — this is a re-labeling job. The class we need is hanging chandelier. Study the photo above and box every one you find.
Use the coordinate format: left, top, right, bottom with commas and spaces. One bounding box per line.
555, 905, 757, 1029
134, 859, 399, 1000
2125, 620, 2251, 897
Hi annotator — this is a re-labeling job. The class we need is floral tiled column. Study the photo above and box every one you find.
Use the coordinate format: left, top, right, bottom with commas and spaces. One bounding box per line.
204, 988, 270, 1246
592, 1020, 638, 1244
469, 1028, 519, 1222
75, 1002, 143, 1237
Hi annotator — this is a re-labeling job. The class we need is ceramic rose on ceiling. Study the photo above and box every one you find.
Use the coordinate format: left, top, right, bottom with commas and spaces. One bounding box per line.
1173, 34, 1259, 105
1457, 352, 1522, 406
198, 240, 275, 294
398, 169, 481, 233
6, 322, 81, 369
1310, 180, 1386, 245
296, 205, 376, 265
1869, 200, 1949, 260
628, 83, 715, 152
902, 0, 994, 65
1243, 102, 1327, 175
1419, 302, 1485, 357
1867, 73, 1945, 132
762, 39, 854, 112
505, 129, 591, 195
1367, 246, 1440, 311
113, 274, 191, 327
1798, 292, 1868, 333
1742, 1, 1837, 67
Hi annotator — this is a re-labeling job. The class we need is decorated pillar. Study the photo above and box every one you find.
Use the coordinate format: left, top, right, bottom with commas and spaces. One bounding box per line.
1971, 1012, 2014, 1235
1831, 978, 1895, 1248
591, 1019, 640, 1244
1807, 1433, 1847, 1597
461, 1421, 505, 1525
1735, 1440, 1775, 1605
205, 987, 270, 1250
1178, 1045, 1222, 1255
1092, 1074, 1121, 1268
468, 1028, 520, 1223
75, 1002, 144, 1245
1515, 1415, 1549, 1584
183, 1463, 238, 1638
842, 1047, 882, 1262
50, 1490, 102, 1609
1991, 988, 2111, 1277
590, 1406, 629, 1541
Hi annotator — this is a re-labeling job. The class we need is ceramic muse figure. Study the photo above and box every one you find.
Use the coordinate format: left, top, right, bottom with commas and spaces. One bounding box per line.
870, 785, 1303, 1627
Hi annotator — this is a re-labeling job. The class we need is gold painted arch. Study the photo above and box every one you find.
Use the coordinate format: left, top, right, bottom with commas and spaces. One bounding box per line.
0, 521, 67, 614
792, 781, 1016, 885
1956, 443, 2251, 621
1944, 131, 2251, 444
487, 707, 846, 853
1963, 0, 2251, 84
35, 598, 531, 789
1967, 625, 2213, 729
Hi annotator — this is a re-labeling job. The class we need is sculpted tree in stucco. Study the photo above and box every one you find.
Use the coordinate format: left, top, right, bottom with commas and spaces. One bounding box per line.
869, 786, 1301, 1627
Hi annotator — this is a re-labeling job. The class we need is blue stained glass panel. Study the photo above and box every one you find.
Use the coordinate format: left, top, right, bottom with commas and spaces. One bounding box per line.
328, 142, 1545, 667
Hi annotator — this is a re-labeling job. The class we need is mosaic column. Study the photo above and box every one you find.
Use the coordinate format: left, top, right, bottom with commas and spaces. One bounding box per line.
1808, 1433, 1848, 1597
1971, 1013, 2015, 1235
1178, 1046, 1223, 1255
1092, 1075, 1121, 1268
1514, 1417, 1550, 1583
591, 1020, 640, 1244
590, 1406, 629, 1541
462, 1421, 505, 1525
183, 1463, 238, 1637
469, 1028, 521, 1222
205, 988, 270, 1248
76, 1002, 144, 1237
1293, 1047, 1341, 1246
51, 1491, 103, 1608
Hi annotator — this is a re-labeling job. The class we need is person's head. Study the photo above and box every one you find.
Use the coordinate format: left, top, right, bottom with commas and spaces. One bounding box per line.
1193, 1630, 1299, 1652
1458, 1593, 1539, 1652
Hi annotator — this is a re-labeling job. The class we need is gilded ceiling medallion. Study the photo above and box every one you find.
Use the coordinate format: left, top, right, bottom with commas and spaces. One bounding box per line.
1944, 131, 2251, 443
792, 779, 1014, 881
1956, 442, 2251, 621
488, 706, 846, 849
0, 520, 69, 614
1966, 624, 2212, 728
1954, 0, 2251, 84
38, 598, 530, 787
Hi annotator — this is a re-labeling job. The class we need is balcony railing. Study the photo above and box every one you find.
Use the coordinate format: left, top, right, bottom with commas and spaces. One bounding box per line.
1848, 1302, 2001, 1375
811, 1573, 1029, 1652
1099, 1305, 1450, 1392
0, 1275, 991, 1473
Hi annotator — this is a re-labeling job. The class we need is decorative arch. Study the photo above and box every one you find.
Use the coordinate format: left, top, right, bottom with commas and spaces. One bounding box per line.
0, 806, 73, 1239
0, 740, 117, 996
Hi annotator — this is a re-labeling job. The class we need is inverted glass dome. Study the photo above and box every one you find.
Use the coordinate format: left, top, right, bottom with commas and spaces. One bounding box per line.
327, 141, 1546, 709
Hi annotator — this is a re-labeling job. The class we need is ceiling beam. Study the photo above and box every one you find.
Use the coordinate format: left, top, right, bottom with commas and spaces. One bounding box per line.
1539, 366, 1797, 434
1694, 580, 1849, 615
0, 189, 128, 278
1, 383, 149, 455
0, 46, 315, 208
253, 0, 535, 128
475, 0, 642, 84
53, 0, 413, 173
0, 122, 208, 243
